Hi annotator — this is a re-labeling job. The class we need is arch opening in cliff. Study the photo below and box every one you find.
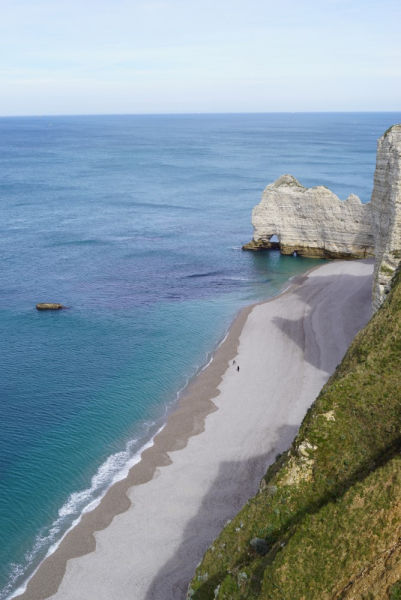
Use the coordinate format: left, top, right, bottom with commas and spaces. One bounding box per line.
269, 234, 281, 250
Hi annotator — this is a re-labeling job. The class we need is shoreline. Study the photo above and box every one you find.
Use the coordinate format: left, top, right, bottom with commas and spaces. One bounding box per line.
12, 284, 258, 600
10, 265, 313, 600
14, 259, 374, 600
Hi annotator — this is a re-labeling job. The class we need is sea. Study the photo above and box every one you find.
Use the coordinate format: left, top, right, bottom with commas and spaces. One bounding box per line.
0, 112, 400, 598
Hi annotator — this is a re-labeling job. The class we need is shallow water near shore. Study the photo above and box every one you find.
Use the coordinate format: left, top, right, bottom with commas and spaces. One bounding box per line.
0, 112, 400, 598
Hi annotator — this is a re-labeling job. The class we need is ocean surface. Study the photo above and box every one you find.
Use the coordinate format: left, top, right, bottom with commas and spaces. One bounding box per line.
0, 112, 400, 598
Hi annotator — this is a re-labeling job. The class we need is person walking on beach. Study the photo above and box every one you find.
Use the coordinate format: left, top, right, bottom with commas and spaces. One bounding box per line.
233, 360, 236, 365
237, 365, 240, 372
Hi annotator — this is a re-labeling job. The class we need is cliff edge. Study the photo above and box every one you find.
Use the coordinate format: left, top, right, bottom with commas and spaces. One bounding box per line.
372, 124, 401, 311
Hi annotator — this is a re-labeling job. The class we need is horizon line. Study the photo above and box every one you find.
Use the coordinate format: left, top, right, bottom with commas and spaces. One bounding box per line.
1, 110, 401, 119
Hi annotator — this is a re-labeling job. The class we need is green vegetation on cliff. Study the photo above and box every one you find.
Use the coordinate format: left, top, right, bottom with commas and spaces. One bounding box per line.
189, 270, 401, 599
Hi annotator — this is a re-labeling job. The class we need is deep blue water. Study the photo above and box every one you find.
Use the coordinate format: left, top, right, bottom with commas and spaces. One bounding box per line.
0, 112, 400, 598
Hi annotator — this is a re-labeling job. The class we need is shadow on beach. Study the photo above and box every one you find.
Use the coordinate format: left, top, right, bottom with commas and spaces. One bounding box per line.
144, 424, 299, 600
271, 267, 373, 372
145, 263, 374, 600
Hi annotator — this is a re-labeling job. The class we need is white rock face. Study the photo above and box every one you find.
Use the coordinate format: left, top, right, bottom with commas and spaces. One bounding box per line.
371, 125, 401, 311
244, 175, 374, 259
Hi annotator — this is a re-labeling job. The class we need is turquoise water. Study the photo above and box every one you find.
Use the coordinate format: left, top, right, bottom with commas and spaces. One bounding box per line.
0, 113, 400, 598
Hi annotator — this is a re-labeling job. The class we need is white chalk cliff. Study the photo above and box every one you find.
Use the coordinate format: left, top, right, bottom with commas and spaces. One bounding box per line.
244, 124, 401, 309
371, 125, 401, 311
243, 175, 374, 259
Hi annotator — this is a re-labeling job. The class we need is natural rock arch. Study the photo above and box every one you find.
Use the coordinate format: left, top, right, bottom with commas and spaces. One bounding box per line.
243, 174, 374, 260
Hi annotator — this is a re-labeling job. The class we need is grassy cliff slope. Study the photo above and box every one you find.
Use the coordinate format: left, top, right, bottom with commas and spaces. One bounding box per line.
189, 270, 401, 600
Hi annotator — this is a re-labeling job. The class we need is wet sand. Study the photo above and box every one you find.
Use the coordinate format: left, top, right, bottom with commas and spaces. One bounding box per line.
16, 259, 374, 600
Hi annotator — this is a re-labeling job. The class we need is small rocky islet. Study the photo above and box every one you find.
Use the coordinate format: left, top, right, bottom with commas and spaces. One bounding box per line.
35, 303, 64, 310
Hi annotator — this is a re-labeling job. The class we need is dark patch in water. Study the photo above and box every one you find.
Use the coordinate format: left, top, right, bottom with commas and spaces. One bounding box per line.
184, 271, 224, 279
47, 239, 112, 247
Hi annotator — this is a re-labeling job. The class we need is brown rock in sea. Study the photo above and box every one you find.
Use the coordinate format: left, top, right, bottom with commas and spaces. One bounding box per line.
36, 303, 64, 310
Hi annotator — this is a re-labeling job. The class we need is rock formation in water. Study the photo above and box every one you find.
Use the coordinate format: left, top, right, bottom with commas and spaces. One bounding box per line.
243, 175, 375, 259
36, 303, 64, 310
371, 124, 401, 311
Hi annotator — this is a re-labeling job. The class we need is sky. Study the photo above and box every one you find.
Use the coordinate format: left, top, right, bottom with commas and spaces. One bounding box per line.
0, 0, 400, 115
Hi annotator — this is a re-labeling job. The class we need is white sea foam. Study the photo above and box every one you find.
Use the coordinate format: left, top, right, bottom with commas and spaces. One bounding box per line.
226, 276, 250, 281
200, 329, 230, 373
5, 318, 234, 600
5, 425, 165, 600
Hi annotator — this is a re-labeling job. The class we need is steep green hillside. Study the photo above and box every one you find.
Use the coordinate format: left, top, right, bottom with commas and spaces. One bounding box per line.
189, 269, 401, 600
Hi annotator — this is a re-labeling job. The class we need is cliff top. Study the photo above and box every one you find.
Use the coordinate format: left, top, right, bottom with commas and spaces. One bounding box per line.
383, 123, 401, 138
265, 174, 365, 205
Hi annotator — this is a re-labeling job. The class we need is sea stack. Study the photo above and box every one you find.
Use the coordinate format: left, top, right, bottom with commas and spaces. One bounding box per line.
36, 303, 64, 310
243, 175, 374, 259
371, 124, 401, 311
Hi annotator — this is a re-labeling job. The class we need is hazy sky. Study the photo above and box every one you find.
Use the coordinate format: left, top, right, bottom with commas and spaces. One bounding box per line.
1, 0, 400, 115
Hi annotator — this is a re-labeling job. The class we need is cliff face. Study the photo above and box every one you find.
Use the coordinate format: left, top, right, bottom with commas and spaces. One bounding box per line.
189, 269, 401, 600
243, 175, 374, 259
188, 126, 401, 599
372, 125, 401, 311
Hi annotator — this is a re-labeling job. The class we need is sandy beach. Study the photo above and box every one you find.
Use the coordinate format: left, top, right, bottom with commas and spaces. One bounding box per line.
16, 259, 374, 600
